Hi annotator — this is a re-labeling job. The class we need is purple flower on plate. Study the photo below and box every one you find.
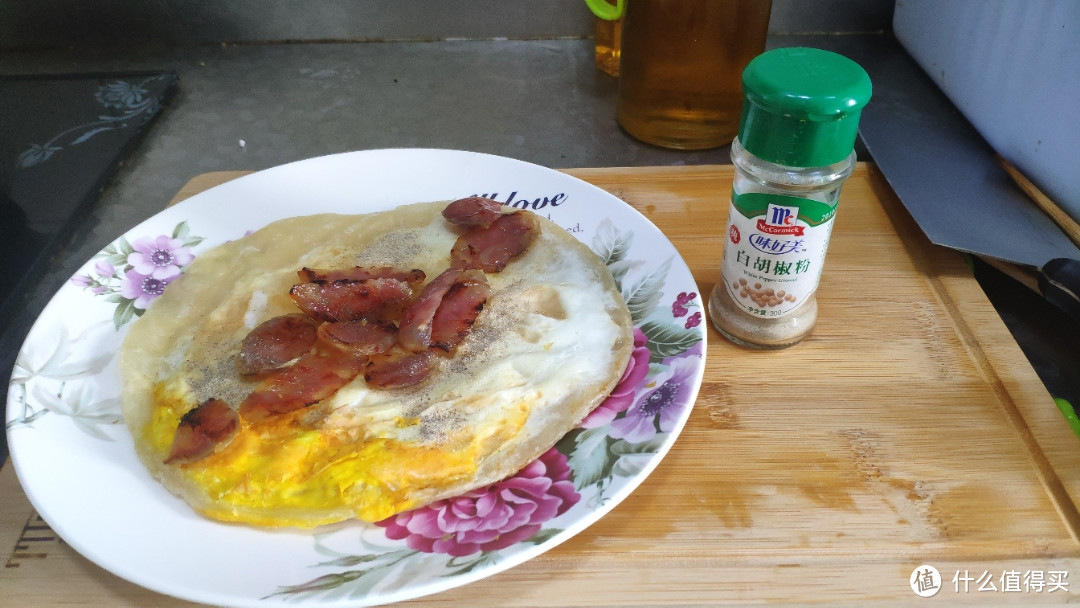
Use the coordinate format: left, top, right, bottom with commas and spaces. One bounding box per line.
127, 235, 194, 281
94, 260, 115, 276
376, 447, 579, 557
71, 222, 203, 328
610, 354, 698, 443
120, 268, 172, 309
580, 327, 650, 429
685, 311, 702, 329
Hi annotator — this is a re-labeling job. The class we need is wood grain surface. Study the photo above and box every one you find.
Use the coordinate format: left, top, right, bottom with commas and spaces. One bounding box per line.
3, 163, 1079, 606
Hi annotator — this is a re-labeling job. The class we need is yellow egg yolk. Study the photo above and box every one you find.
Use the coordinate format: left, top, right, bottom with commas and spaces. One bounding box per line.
146, 381, 529, 527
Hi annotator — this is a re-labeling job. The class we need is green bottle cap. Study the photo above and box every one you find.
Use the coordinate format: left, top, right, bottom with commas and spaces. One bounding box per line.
738, 47, 872, 167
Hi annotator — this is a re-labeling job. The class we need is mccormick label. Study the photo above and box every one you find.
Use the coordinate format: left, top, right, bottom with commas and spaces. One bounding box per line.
720, 191, 837, 318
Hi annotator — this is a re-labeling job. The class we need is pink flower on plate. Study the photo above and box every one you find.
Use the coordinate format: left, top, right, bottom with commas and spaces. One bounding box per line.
127, 235, 194, 280
685, 311, 702, 329
671, 291, 697, 318
377, 447, 580, 557
120, 268, 173, 309
579, 327, 650, 429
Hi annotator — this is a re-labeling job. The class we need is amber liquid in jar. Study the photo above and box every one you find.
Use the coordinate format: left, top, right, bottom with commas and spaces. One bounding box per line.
616, 0, 772, 150
594, 16, 622, 77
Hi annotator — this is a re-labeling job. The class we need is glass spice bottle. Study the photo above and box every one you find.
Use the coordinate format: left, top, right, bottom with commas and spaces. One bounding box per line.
708, 47, 872, 348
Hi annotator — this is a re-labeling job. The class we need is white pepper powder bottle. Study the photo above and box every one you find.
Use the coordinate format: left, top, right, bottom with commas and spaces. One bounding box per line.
708, 47, 872, 348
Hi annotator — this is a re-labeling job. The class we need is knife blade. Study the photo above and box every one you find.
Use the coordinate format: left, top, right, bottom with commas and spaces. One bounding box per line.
840, 35, 1080, 320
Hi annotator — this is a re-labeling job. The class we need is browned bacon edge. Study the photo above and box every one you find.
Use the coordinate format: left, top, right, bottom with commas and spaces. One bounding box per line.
364, 350, 436, 389
165, 398, 239, 464
237, 346, 367, 424
290, 277, 416, 323
236, 313, 319, 375
442, 196, 507, 229
449, 209, 540, 273
318, 319, 398, 355
168, 200, 543, 461
397, 268, 463, 353
429, 270, 491, 352
298, 266, 426, 286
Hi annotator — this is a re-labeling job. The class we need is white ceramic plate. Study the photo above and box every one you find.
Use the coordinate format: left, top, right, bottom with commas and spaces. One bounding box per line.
7, 149, 706, 607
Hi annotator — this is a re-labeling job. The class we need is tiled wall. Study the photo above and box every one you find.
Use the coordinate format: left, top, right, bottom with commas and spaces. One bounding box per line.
0, 0, 895, 50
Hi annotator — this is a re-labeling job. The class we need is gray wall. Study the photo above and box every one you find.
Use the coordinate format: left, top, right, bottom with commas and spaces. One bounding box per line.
0, 0, 895, 50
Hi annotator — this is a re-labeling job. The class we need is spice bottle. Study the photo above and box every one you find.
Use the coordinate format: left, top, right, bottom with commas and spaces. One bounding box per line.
708, 47, 872, 348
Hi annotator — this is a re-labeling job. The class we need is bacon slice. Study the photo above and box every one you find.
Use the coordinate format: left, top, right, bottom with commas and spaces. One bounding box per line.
397, 269, 463, 352
238, 347, 366, 423
297, 266, 425, 287
430, 271, 490, 353
290, 277, 414, 323
165, 398, 239, 464
318, 319, 398, 355
364, 350, 435, 389
449, 210, 540, 273
442, 196, 506, 229
236, 313, 319, 375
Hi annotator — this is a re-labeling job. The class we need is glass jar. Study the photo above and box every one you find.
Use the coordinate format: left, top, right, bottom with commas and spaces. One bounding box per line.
708, 47, 872, 348
596, 0, 773, 150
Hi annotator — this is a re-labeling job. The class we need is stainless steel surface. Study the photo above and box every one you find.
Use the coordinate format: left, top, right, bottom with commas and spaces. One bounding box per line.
828, 33, 1080, 411
846, 35, 1080, 269
894, 0, 1080, 224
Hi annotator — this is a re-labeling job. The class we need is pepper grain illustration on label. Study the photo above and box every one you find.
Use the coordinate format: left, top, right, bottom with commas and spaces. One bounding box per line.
721, 192, 836, 318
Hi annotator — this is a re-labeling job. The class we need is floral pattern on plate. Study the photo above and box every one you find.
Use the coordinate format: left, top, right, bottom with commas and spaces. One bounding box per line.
267, 218, 703, 602
6, 148, 706, 608
6, 222, 205, 438
71, 221, 203, 328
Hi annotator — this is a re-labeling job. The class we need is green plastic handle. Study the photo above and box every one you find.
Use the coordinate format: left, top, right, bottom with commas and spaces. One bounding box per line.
1055, 398, 1080, 439
585, 0, 625, 20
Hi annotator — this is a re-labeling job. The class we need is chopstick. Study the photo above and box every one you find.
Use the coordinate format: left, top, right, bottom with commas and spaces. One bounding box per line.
981, 256, 1040, 292
996, 155, 1080, 250
980, 157, 1080, 326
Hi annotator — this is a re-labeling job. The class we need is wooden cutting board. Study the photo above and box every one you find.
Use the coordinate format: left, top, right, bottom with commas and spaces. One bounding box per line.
4, 163, 1079, 605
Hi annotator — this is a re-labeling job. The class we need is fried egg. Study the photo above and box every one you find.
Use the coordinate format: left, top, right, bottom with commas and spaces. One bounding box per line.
120, 201, 633, 528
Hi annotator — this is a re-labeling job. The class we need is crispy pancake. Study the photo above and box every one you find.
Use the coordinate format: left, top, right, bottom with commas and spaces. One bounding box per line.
120, 201, 633, 528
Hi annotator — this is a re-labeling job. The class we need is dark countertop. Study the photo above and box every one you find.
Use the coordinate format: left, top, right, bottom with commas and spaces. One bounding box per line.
3, 33, 1078, 461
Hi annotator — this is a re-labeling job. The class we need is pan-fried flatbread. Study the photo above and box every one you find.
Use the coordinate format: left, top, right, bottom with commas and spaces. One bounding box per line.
120, 201, 633, 528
